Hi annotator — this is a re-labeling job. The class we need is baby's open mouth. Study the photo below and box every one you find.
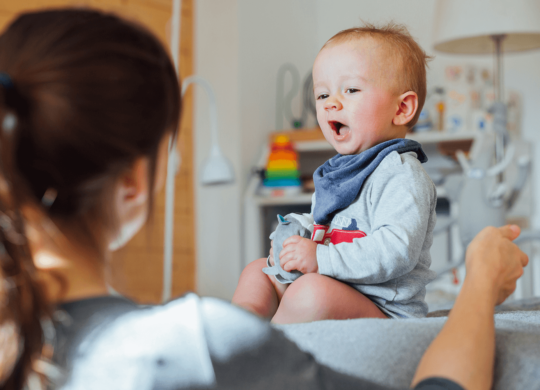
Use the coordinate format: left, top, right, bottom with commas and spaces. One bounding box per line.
329, 121, 344, 134
329, 121, 349, 137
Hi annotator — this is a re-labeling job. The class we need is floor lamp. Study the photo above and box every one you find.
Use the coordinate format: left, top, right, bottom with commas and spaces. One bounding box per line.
433, 0, 540, 171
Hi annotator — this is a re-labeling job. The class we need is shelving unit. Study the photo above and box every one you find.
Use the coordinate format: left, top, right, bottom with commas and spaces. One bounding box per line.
243, 128, 478, 267
303, 132, 475, 151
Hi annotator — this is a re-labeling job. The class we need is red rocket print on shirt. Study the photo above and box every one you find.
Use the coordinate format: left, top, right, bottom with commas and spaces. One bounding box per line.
311, 219, 366, 246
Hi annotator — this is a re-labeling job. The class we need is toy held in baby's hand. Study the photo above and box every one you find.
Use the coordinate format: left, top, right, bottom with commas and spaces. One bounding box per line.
262, 214, 312, 284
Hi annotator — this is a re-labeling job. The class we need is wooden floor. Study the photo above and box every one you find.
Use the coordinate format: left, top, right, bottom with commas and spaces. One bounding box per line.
0, 0, 196, 303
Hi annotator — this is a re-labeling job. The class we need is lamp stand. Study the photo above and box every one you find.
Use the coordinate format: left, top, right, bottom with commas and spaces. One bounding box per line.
491, 34, 508, 183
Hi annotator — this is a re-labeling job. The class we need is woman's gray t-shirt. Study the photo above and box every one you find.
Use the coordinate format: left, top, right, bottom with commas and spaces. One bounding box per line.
52, 293, 461, 390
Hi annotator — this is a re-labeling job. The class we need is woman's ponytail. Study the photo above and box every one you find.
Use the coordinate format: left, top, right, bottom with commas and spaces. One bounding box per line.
0, 74, 49, 390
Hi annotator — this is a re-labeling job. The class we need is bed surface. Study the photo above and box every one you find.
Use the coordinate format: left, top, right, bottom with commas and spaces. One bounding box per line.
277, 298, 540, 390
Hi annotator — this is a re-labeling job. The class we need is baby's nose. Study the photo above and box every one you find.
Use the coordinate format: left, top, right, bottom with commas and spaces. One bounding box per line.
324, 96, 342, 110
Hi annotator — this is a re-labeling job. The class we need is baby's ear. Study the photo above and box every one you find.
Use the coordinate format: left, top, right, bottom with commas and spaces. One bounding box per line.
393, 91, 418, 126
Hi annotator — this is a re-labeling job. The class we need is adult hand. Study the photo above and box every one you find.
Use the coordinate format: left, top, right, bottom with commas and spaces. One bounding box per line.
413, 225, 528, 390
465, 225, 529, 306
279, 236, 318, 274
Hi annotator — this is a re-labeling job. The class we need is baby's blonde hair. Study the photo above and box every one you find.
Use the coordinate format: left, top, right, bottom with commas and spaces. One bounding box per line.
323, 22, 432, 127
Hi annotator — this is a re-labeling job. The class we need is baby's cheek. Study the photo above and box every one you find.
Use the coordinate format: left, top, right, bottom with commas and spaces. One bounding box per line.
352, 102, 378, 123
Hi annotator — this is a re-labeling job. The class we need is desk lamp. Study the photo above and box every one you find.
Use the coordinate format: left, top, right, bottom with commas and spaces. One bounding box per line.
433, 0, 540, 166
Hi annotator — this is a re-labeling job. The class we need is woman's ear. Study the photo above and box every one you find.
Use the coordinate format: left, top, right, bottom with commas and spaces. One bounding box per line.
118, 158, 149, 206
114, 157, 149, 227
393, 91, 418, 127
110, 157, 149, 251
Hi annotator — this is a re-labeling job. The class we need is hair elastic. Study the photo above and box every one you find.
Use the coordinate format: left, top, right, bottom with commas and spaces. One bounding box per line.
0, 73, 17, 134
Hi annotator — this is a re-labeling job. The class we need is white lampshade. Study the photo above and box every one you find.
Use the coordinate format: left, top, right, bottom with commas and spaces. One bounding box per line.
433, 0, 540, 54
201, 144, 235, 185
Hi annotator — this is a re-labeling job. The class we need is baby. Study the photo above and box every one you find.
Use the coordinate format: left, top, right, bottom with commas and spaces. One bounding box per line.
233, 23, 437, 322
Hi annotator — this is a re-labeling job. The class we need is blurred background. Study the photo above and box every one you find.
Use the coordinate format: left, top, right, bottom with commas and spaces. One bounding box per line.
2, 0, 540, 309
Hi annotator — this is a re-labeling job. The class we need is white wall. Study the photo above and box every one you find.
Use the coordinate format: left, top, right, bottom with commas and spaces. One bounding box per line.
194, 0, 242, 299
194, 0, 540, 300
237, 0, 318, 183
194, 0, 319, 299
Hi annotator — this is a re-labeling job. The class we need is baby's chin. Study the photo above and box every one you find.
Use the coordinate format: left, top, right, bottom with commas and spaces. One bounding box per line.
334, 142, 372, 155
323, 131, 372, 155
335, 146, 362, 155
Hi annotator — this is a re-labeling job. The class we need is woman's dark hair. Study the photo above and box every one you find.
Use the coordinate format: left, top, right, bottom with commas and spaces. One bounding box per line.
0, 9, 180, 388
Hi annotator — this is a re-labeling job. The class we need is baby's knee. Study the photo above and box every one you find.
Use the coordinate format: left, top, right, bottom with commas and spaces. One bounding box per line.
272, 274, 331, 323
282, 273, 329, 308
240, 257, 267, 278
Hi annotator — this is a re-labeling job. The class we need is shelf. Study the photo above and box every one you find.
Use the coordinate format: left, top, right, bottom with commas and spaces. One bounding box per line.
276, 129, 478, 153
295, 140, 332, 152
248, 186, 446, 207
406, 131, 477, 144
250, 192, 314, 206
269, 127, 324, 143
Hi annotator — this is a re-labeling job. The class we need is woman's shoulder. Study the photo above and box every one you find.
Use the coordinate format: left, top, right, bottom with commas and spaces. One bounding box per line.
58, 293, 224, 389
58, 293, 279, 389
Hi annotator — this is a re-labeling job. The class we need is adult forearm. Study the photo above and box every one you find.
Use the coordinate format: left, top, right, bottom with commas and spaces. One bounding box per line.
411, 278, 496, 390
412, 225, 527, 389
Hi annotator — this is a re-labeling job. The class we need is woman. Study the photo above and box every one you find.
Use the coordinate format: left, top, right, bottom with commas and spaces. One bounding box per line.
0, 9, 528, 390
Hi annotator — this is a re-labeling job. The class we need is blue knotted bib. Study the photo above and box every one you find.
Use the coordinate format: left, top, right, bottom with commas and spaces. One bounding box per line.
313, 139, 427, 225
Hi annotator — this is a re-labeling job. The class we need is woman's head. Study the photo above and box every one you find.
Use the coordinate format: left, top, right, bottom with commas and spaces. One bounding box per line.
0, 8, 180, 235
0, 8, 180, 387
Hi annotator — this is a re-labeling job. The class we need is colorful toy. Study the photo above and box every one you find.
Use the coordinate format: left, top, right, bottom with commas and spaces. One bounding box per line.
263, 135, 301, 192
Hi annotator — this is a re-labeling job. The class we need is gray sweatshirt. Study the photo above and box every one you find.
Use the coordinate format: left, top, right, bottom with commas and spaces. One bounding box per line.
290, 151, 437, 318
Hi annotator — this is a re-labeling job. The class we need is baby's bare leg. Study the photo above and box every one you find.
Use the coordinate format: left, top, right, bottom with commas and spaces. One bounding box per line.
272, 273, 387, 324
232, 258, 288, 319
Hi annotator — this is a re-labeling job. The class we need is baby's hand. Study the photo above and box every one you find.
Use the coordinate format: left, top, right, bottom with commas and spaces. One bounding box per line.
279, 236, 318, 274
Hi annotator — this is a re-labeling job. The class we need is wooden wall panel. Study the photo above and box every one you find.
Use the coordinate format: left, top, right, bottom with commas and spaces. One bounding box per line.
0, 0, 195, 304
110, 0, 196, 303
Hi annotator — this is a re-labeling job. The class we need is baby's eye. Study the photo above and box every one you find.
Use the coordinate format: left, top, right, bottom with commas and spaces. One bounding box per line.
316, 94, 329, 100
346, 88, 360, 94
